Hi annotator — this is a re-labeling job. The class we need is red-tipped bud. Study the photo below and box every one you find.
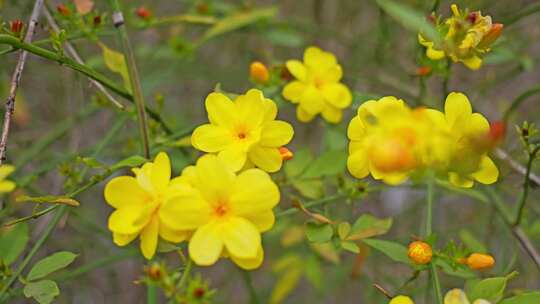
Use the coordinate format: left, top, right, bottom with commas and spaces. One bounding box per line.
478, 23, 503, 49
93, 15, 102, 26
57, 4, 71, 17
193, 287, 206, 298
489, 121, 506, 144
416, 66, 432, 77
135, 6, 152, 20
9, 19, 24, 35
279, 147, 294, 161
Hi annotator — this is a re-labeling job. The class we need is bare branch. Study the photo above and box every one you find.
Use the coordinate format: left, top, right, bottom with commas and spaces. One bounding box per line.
495, 148, 540, 186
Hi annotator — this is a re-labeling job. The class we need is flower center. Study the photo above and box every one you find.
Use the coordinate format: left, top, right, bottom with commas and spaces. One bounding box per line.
213, 201, 230, 218
237, 132, 247, 139
314, 78, 325, 89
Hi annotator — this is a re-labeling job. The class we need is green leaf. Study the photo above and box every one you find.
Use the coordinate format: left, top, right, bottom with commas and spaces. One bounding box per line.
499, 292, 540, 304
110, 155, 147, 171
16, 195, 80, 207
337, 222, 351, 240
27, 251, 78, 281
0, 222, 29, 265
303, 255, 322, 289
291, 179, 324, 199
375, 0, 440, 44
99, 42, 131, 92
324, 126, 348, 150
467, 271, 518, 303
265, 28, 304, 48
305, 222, 333, 243
434, 258, 476, 279
459, 229, 487, 253
23, 280, 60, 304
341, 241, 360, 254
284, 148, 313, 178
302, 150, 347, 179
347, 214, 393, 240
200, 7, 277, 43
362, 239, 409, 264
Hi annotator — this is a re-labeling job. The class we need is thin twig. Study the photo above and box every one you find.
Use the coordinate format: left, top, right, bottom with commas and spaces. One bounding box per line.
42, 6, 124, 109
514, 145, 540, 225
0, 0, 45, 165
495, 148, 540, 186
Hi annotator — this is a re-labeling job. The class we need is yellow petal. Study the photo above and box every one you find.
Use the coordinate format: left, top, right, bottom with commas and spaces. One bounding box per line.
300, 86, 325, 115
0, 165, 15, 180
347, 116, 366, 141
159, 187, 211, 230
205, 92, 237, 126
230, 168, 280, 216
321, 65, 343, 83
297, 106, 316, 123
285, 60, 307, 81
448, 172, 474, 188
321, 83, 352, 109
444, 288, 470, 304
218, 147, 248, 172
113, 232, 138, 246
104, 176, 149, 209
194, 154, 235, 202
347, 151, 369, 179
235, 89, 266, 128
221, 217, 260, 259
134, 163, 154, 193
471, 156, 498, 184
140, 215, 159, 259
262, 98, 278, 122
427, 47, 445, 60
321, 105, 343, 124
304, 46, 337, 71
244, 211, 275, 232
159, 222, 189, 243
191, 124, 233, 152
445, 92, 472, 128
108, 207, 149, 234
282, 81, 306, 103
150, 152, 171, 193
0, 180, 15, 193
189, 222, 223, 266
259, 121, 294, 147
462, 56, 482, 70
230, 245, 264, 270
248, 146, 282, 172
466, 113, 490, 137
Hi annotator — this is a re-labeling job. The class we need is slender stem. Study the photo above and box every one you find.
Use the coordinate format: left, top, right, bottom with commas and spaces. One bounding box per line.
276, 193, 346, 217
240, 270, 260, 304
177, 258, 193, 292
108, 0, 150, 158
147, 284, 158, 304
514, 145, 540, 226
495, 148, 540, 186
0, 35, 172, 134
425, 177, 442, 304
0, 0, 44, 165
431, 0, 441, 12
429, 263, 443, 303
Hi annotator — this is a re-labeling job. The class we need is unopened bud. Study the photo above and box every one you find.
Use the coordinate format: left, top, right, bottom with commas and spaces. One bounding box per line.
9, 19, 24, 35
466, 253, 495, 270
250, 61, 270, 84
280, 65, 293, 81
135, 6, 152, 20
488, 121, 506, 144
478, 23, 503, 49
416, 66, 432, 77
57, 4, 71, 17
93, 15, 102, 26
144, 264, 162, 281
193, 287, 206, 298
279, 147, 294, 161
408, 241, 433, 265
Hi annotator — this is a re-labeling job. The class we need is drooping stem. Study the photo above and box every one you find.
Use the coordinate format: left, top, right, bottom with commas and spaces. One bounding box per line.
425, 177, 443, 304
514, 145, 540, 226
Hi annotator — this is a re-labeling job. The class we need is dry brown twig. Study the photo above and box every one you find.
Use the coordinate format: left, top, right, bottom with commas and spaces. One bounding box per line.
0, 0, 45, 165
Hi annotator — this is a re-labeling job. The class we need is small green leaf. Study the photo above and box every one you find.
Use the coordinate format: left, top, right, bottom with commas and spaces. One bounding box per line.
499, 292, 540, 304
23, 280, 60, 304
337, 222, 351, 240
291, 179, 324, 199
362, 239, 409, 264
0, 222, 29, 265
16, 195, 80, 207
99, 42, 132, 92
302, 150, 347, 179
110, 155, 147, 171
347, 214, 392, 240
305, 222, 333, 243
27, 251, 78, 281
467, 271, 518, 303
341, 241, 360, 254
459, 229, 487, 253
434, 258, 476, 279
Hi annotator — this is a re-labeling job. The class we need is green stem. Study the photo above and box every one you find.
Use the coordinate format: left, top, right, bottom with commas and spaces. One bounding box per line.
276, 193, 346, 217
429, 263, 443, 303
425, 177, 442, 304
0, 34, 172, 134
177, 258, 193, 292
514, 145, 540, 226
240, 270, 260, 304
147, 284, 158, 304
107, 0, 150, 158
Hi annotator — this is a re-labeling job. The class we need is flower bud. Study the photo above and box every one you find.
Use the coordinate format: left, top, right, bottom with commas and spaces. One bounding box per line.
389, 295, 415, 304
466, 253, 495, 270
135, 6, 152, 20
478, 23, 503, 49
57, 4, 71, 17
193, 287, 206, 298
9, 19, 24, 35
143, 263, 163, 281
416, 66, 432, 77
279, 147, 294, 161
93, 15, 102, 26
488, 121, 506, 144
250, 61, 270, 84
408, 241, 433, 265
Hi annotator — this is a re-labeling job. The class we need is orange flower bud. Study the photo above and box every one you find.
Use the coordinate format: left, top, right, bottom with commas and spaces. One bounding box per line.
488, 121, 506, 144
416, 66, 432, 77
9, 19, 24, 35
408, 241, 433, 265
250, 61, 270, 84
466, 253, 495, 270
279, 147, 294, 161
478, 23, 503, 49
144, 263, 162, 281
56, 4, 71, 17
93, 15, 102, 26
135, 6, 152, 20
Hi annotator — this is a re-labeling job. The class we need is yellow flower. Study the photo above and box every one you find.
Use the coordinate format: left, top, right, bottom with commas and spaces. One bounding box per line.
104, 152, 189, 259
389, 295, 415, 304
282, 46, 352, 123
0, 165, 16, 193
419, 4, 503, 70
191, 89, 294, 173
159, 154, 279, 270
408, 241, 433, 265
441, 93, 498, 188
444, 289, 492, 304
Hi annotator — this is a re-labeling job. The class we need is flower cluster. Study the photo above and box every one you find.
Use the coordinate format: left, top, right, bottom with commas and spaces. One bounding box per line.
347, 92, 499, 187
392, 289, 493, 304
419, 4, 503, 70
282, 46, 352, 123
105, 89, 292, 269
